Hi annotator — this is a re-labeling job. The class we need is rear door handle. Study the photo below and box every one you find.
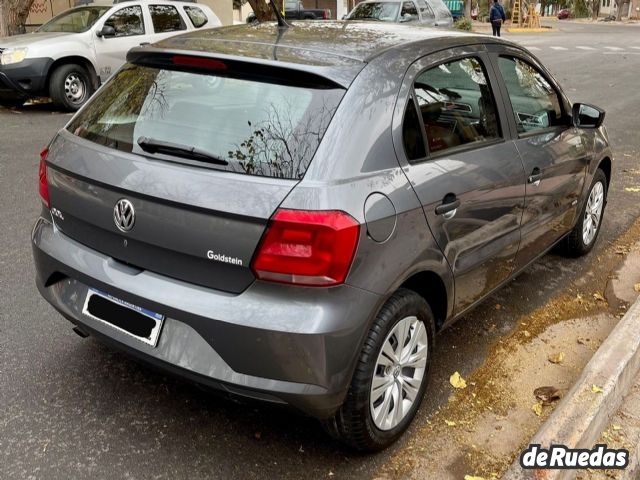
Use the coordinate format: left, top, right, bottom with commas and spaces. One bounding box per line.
528, 167, 542, 186
435, 195, 460, 218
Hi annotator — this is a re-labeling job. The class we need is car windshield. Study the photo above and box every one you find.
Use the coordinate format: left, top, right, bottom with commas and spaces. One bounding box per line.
38, 6, 110, 33
347, 2, 401, 21
67, 64, 345, 180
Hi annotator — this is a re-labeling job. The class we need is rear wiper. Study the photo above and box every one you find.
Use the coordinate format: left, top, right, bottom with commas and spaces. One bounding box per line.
137, 137, 228, 166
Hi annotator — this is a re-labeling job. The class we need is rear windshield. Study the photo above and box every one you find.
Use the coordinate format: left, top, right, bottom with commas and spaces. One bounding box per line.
67, 64, 344, 179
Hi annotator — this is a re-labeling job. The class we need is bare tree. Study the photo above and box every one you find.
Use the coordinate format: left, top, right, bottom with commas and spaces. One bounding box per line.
0, 0, 36, 36
246, 0, 285, 21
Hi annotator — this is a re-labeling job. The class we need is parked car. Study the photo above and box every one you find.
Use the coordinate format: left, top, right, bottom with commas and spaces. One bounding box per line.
557, 8, 570, 19
444, 0, 464, 19
345, 0, 453, 26
33, 21, 611, 451
0, 0, 219, 110
246, 0, 331, 22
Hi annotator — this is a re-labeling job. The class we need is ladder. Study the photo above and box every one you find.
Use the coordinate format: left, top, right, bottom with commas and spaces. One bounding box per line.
511, 0, 522, 26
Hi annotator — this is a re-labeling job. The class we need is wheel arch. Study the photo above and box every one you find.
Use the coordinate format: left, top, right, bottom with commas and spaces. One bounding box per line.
46, 56, 100, 94
398, 270, 450, 331
597, 156, 612, 188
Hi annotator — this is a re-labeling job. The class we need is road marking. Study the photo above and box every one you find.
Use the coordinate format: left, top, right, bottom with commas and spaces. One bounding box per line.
523, 46, 541, 51
550, 46, 569, 51
604, 46, 624, 51
576, 46, 596, 50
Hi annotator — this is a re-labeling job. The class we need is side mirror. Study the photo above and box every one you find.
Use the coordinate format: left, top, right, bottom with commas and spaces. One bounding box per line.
572, 103, 605, 129
96, 25, 116, 38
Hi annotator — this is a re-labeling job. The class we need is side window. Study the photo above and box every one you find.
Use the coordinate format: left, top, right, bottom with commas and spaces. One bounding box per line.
103, 6, 145, 37
416, 0, 435, 19
401, 1, 419, 20
183, 6, 208, 28
497, 56, 565, 134
149, 5, 187, 33
413, 57, 501, 155
402, 96, 427, 161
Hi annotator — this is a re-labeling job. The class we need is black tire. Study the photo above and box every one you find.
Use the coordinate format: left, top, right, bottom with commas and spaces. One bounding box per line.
49, 63, 94, 112
322, 288, 435, 451
563, 168, 608, 257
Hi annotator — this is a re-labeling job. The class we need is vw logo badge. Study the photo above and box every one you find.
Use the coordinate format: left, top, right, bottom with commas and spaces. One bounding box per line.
114, 199, 135, 232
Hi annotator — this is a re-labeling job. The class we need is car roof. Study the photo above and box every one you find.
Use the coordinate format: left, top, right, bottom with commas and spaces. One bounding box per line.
137, 21, 507, 87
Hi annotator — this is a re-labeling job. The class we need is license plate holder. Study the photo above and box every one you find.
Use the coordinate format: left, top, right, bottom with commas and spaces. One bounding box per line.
82, 288, 165, 347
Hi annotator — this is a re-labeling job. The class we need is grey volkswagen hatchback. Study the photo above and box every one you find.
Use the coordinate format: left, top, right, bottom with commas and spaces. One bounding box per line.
32, 22, 612, 451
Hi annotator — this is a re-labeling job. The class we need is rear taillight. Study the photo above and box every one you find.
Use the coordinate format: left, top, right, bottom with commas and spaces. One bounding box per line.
323, 9, 330, 19
39, 148, 50, 208
251, 209, 360, 287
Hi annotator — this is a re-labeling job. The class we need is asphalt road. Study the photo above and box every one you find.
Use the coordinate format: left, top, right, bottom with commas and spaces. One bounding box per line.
2, 21, 640, 480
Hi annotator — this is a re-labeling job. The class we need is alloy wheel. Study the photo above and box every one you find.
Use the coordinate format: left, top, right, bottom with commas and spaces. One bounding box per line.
370, 316, 428, 431
582, 181, 604, 246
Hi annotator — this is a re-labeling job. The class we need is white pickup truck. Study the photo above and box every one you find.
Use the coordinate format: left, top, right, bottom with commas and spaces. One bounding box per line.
0, 0, 220, 110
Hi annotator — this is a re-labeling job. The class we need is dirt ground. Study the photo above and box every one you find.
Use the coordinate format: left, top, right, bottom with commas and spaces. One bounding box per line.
374, 220, 640, 480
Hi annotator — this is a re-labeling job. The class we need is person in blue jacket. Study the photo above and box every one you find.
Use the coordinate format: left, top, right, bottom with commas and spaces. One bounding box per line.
490, 0, 506, 37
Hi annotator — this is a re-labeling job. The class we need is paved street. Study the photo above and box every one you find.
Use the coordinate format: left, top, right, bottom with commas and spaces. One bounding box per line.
2, 21, 640, 480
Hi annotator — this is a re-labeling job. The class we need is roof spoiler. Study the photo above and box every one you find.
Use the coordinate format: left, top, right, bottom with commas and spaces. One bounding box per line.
126, 48, 348, 89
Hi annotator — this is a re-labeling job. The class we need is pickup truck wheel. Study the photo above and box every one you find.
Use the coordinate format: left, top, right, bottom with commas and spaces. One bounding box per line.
322, 288, 435, 451
49, 64, 94, 111
563, 168, 607, 257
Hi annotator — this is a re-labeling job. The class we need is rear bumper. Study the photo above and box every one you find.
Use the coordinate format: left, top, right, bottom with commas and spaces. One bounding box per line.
32, 215, 382, 417
0, 57, 52, 96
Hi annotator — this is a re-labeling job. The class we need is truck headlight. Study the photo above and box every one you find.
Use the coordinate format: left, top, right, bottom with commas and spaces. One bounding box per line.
0, 47, 28, 65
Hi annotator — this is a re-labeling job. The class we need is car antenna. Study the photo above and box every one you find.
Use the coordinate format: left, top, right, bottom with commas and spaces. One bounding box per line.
270, 0, 290, 29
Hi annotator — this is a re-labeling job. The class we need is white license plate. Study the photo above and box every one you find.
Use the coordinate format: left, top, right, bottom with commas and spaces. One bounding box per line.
82, 288, 165, 347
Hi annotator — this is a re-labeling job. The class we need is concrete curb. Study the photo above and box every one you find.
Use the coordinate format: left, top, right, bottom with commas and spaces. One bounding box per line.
503, 295, 640, 480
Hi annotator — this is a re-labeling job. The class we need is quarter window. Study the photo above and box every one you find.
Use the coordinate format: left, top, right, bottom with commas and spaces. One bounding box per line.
183, 6, 208, 27
416, 0, 435, 19
497, 56, 565, 134
149, 5, 187, 33
103, 6, 145, 37
412, 57, 501, 155
402, 96, 427, 161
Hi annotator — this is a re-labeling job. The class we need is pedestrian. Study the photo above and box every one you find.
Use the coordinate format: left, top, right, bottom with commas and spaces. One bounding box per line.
490, 0, 506, 37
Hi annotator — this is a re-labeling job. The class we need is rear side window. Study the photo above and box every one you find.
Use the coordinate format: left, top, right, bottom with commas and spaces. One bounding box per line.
497, 56, 564, 134
402, 97, 426, 161
103, 5, 144, 37
149, 5, 186, 33
67, 64, 344, 180
183, 6, 208, 27
413, 57, 501, 155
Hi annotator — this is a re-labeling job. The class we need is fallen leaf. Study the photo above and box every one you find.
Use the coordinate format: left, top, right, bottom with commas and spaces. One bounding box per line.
445, 419, 456, 427
254, 431, 262, 440
450, 371, 467, 389
534, 386, 561, 405
612, 425, 622, 431
464, 476, 486, 480
495, 304, 501, 310
634, 283, 640, 293
593, 292, 606, 302
532, 402, 543, 416
548, 352, 565, 364
625, 187, 640, 192
591, 384, 604, 394
523, 330, 531, 338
